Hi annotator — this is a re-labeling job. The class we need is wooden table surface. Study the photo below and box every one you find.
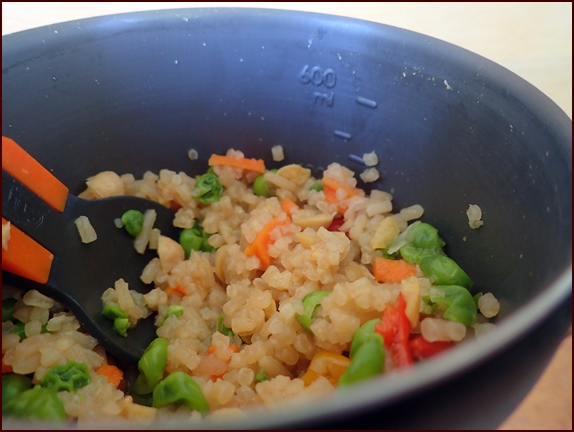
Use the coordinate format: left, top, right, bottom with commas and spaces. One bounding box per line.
2, 3, 572, 430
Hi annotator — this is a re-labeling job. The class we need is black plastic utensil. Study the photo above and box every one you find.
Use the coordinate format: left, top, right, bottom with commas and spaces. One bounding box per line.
2, 137, 177, 364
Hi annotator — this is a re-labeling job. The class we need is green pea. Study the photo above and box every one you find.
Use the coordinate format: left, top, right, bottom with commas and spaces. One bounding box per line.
254, 369, 268, 383
153, 371, 210, 413
134, 338, 169, 395
2, 374, 33, 409
179, 228, 204, 256
179, 220, 215, 258
121, 209, 144, 237
430, 285, 478, 326
253, 174, 272, 197
114, 317, 130, 337
216, 314, 234, 337
309, 181, 324, 192
405, 222, 445, 250
2, 298, 18, 322
11, 321, 26, 341
338, 335, 384, 387
419, 254, 473, 289
349, 318, 381, 359
295, 291, 331, 332
399, 244, 439, 264
193, 172, 223, 204
102, 304, 128, 320
163, 305, 184, 324
40, 360, 91, 393
2, 386, 66, 422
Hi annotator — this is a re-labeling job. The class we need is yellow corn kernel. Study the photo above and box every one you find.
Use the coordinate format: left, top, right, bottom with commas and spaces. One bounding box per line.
301, 350, 350, 386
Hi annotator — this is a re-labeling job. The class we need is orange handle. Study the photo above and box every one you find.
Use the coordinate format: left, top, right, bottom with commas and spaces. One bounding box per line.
2, 217, 54, 284
2, 136, 69, 212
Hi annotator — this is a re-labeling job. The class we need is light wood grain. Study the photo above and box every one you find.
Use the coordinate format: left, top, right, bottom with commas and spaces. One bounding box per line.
2, 3, 572, 430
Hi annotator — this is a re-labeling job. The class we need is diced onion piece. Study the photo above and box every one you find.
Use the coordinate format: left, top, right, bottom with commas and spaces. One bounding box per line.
74, 216, 98, 243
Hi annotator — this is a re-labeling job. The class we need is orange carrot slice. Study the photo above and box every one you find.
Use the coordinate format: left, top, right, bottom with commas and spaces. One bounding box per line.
208, 154, 266, 173
244, 216, 289, 270
280, 197, 299, 216
97, 363, 124, 388
372, 257, 417, 283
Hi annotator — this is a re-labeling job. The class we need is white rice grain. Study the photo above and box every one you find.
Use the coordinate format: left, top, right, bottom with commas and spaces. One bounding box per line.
75, 216, 98, 243
271, 145, 285, 161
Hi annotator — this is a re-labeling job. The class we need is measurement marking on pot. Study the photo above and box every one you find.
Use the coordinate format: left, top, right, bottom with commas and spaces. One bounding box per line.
300, 64, 337, 108
314, 91, 334, 107
356, 96, 377, 109
334, 130, 352, 140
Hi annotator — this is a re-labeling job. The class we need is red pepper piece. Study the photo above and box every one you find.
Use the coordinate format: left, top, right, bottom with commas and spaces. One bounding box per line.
375, 293, 414, 368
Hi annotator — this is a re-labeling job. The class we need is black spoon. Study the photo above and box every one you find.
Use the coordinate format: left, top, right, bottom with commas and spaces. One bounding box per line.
2, 137, 178, 364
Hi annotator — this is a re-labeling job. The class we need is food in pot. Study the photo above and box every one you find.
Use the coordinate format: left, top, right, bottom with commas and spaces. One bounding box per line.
2, 148, 500, 425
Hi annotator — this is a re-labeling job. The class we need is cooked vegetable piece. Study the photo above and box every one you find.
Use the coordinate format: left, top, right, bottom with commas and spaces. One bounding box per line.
409, 335, 454, 360
121, 209, 145, 237
326, 217, 345, 232
97, 363, 124, 389
11, 321, 26, 341
102, 304, 128, 320
134, 338, 168, 395
253, 173, 273, 197
349, 318, 381, 359
405, 222, 445, 250
3, 386, 66, 421
216, 314, 234, 337
301, 350, 350, 386
163, 305, 184, 323
295, 291, 330, 332
2, 356, 14, 374
375, 293, 413, 368
309, 181, 324, 192
430, 285, 478, 326
102, 304, 130, 337
398, 244, 438, 264
113, 318, 130, 337
152, 371, 209, 413
40, 360, 91, 392
179, 220, 214, 257
321, 177, 362, 213
254, 369, 268, 383
2, 298, 18, 322
420, 255, 473, 289
338, 335, 384, 386
2, 374, 32, 407
208, 154, 266, 173
372, 257, 417, 283
192, 171, 223, 204
280, 197, 299, 215
244, 215, 289, 270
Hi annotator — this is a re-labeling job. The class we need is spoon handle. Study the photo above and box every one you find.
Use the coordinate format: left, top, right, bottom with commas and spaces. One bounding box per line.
2, 136, 69, 212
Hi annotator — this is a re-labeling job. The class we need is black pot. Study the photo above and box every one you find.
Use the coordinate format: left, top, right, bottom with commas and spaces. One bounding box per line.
2, 8, 571, 429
